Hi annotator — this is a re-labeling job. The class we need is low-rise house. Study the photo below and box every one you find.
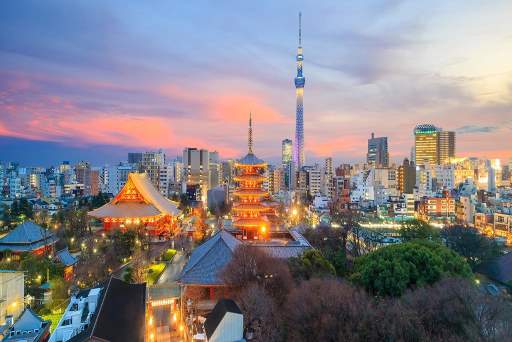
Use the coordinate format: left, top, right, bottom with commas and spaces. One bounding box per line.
2, 308, 50, 342
418, 195, 455, 224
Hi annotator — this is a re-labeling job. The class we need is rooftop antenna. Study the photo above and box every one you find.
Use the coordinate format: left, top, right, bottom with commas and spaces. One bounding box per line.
248, 112, 253, 154
298, 12, 302, 46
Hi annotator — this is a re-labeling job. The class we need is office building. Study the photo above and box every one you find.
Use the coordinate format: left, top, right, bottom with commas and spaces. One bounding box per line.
282, 139, 293, 190
182, 148, 210, 201
140, 150, 165, 191
414, 124, 455, 166
438, 131, 456, 164
397, 158, 416, 194
367, 133, 389, 167
414, 124, 440, 166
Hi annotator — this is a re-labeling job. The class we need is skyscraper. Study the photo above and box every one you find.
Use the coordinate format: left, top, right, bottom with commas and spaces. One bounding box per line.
141, 150, 165, 190
282, 139, 293, 189
282, 139, 293, 165
367, 132, 389, 167
414, 124, 440, 166
293, 12, 305, 169
438, 131, 456, 165
182, 147, 209, 201
414, 124, 455, 166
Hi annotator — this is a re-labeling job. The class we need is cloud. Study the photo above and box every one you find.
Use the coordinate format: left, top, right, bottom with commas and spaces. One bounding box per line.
455, 125, 499, 134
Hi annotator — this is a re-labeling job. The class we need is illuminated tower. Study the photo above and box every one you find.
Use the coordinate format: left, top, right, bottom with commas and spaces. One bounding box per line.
293, 12, 305, 169
232, 114, 269, 239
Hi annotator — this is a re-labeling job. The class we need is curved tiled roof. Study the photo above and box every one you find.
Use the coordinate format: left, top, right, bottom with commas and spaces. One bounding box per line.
89, 202, 160, 218
179, 230, 241, 285
0, 221, 57, 251
56, 247, 78, 266
237, 153, 265, 166
89, 173, 179, 218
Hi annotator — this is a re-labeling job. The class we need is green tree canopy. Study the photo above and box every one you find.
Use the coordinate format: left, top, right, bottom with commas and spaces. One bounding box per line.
351, 240, 472, 297
288, 249, 336, 280
399, 219, 439, 242
441, 225, 502, 270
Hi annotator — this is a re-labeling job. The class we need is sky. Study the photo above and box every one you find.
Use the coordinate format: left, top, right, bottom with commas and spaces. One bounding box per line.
0, 0, 511, 166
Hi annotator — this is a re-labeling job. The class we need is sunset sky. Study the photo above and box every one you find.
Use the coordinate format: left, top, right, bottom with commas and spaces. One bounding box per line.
1, 1, 511, 166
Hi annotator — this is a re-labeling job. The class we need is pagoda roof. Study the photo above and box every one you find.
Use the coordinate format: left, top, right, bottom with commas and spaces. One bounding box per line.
88, 173, 179, 218
233, 189, 268, 197
0, 221, 58, 252
237, 153, 265, 166
232, 204, 269, 211
232, 217, 269, 227
233, 174, 266, 182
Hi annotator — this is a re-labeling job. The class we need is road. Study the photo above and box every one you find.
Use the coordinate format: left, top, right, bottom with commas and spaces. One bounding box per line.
152, 251, 188, 342
157, 252, 187, 284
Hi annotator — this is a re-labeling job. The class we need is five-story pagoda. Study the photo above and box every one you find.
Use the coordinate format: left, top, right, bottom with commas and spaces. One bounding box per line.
232, 114, 269, 240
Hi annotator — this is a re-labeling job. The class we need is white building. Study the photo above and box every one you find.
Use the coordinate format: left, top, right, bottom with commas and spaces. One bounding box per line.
0, 271, 24, 326
49, 287, 102, 342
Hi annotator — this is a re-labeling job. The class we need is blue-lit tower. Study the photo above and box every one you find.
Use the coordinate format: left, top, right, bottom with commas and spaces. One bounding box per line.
293, 12, 305, 169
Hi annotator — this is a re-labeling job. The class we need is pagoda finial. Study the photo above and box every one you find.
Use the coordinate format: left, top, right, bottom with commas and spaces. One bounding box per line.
248, 112, 253, 153
298, 11, 302, 46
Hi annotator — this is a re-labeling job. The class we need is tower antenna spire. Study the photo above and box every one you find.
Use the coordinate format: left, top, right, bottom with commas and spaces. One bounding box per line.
298, 11, 302, 46
248, 112, 253, 153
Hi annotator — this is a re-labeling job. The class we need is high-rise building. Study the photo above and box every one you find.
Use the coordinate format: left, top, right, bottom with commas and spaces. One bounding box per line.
414, 124, 440, 166
75, 161, 92, 196
182, 148, 210, 201
282, 139, 293, 189
282, 139, 293, 165
414, 124, 455, 166
397, 158, 416, 194
127, 152, 143, 165
324, 157, 334, 198
293, 12, 305, 169
438, 131, 456, 165
209, 151, 221, 189
367, 133, 389, 167
140, 150, 165, 190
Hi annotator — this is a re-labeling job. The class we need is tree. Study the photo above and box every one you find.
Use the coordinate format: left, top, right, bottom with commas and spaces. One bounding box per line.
441, 225, 502, 270
284, 279, 379, 342
399, 219, 440, 242
400, 277, 512, 341
90, 192, 110, 209
238, 284, 284, 342
221, 245, 293, 304
128, 248, 147, 284
302, 225, 347, 274
329, 207, 361, 258
288, 249, 336, 280
351, 240, 472, 297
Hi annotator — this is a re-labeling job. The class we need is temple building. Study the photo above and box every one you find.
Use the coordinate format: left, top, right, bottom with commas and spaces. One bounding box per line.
0, 221, 58, 258
88, 173, 180, 237
231, 114, 271, 240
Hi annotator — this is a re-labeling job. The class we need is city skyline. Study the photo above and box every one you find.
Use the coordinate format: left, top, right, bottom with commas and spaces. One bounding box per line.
1, 1, 512, 166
